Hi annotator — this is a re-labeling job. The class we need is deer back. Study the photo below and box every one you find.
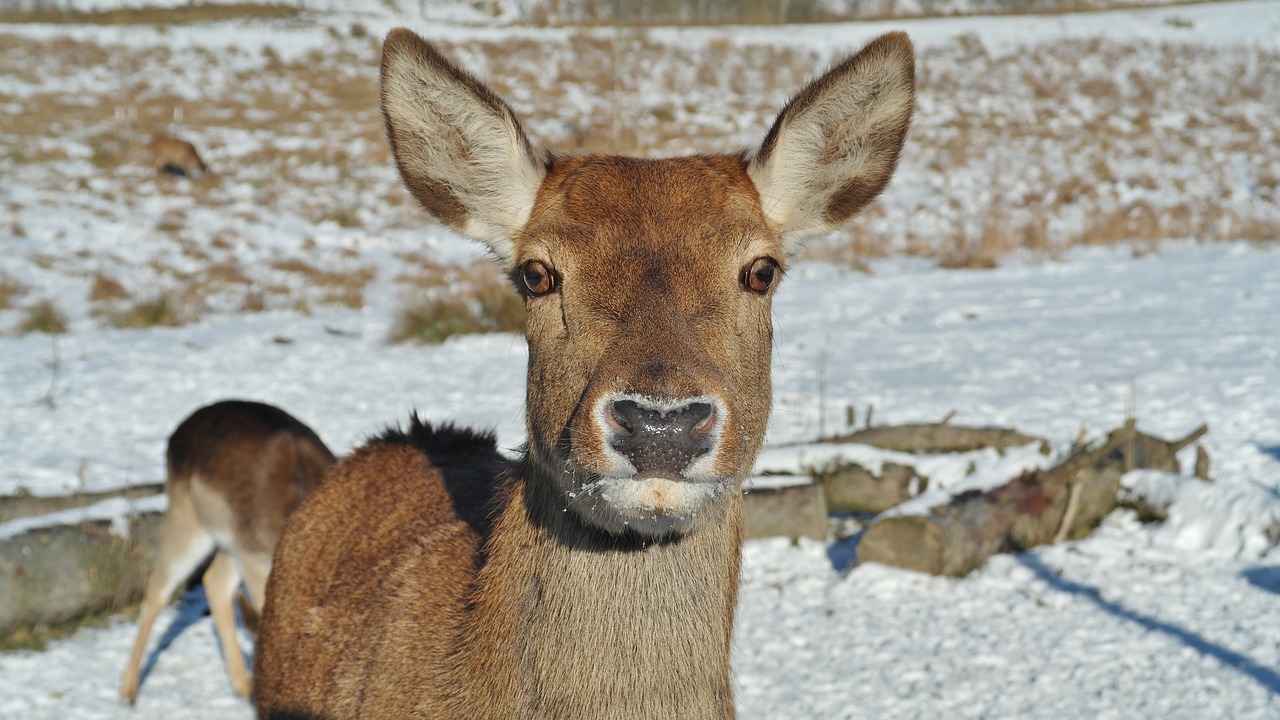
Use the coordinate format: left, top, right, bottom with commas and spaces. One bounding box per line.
168, 400, 335, 556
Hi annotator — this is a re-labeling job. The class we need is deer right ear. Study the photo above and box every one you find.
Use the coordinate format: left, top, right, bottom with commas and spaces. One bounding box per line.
380, 29, 547, 262
747, 32, 915, 254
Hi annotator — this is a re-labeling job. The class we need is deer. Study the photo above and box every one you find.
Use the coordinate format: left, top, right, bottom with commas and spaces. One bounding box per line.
254, 28, 914, 719
120, 400, 336, 705
147, 133, 209, 179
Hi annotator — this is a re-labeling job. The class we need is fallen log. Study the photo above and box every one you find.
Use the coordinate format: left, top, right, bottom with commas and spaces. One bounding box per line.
823, 422, 1042, 454
856, 422, 1207, 576
1, 511, 162, 637
820, 461, 927, 514
0, 482, 164, 524
743, 481, 829, 540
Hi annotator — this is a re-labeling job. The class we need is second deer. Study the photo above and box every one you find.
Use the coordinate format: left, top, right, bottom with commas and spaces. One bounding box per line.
119, 399, 335, 704
255, 29, 915, 719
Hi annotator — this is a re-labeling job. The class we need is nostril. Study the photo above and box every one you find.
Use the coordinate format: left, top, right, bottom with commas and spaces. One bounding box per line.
608, 399, 639, 434
606, 397, 640, 430
689, 403, 715, 439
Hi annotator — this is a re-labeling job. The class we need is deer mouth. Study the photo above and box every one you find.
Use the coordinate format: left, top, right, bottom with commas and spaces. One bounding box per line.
574, 473, 728, 537
554, 393, 735, 536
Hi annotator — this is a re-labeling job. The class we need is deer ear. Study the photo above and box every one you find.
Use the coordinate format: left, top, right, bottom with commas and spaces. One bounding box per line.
747, 32, 915, 254
380, 28, 546, 262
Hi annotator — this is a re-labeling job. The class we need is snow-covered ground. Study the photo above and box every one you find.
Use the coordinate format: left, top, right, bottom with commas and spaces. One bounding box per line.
2, 1, 1279, 718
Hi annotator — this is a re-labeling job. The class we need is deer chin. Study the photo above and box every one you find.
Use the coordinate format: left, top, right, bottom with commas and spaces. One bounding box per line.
566, 473, 730, 537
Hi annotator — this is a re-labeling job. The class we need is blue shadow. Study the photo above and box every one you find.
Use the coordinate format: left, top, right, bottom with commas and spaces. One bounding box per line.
136, 586, 211, 690
136, 586, 254, 694
1260, 445, 1280, 463
1018, 553, 1280, 695
826, 531, 862, 574
1243, 566, 1280, 596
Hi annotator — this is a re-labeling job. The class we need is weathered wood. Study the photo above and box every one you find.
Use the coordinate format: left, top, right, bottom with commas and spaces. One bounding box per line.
0, 483, 165, 524
743, 483, 828, 540
821, 461, 926, 514
1195, 445, 1212, 482
856, 423, 1141, 576
0, 511, 162, 637
1120, 421, 1207, 473
823, 423, 1041, 454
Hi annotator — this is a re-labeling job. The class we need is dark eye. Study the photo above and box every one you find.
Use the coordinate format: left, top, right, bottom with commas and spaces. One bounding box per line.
741, 257, 778, 294
519, 260, 557, 296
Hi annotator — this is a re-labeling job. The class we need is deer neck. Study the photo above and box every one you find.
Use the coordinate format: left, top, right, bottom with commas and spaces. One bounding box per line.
454, 461, 743, 719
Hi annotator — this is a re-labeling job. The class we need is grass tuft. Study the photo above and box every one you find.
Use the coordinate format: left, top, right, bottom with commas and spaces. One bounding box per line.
88, 273, 130, 303
0, 275, 28, 310
108, 294, 189, 329
390, 275, 525, 345
17, 300, 69, 335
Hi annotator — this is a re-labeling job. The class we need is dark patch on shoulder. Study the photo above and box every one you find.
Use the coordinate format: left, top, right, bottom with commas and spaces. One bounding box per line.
373, 413, 499, 459
372, 412, 508, 540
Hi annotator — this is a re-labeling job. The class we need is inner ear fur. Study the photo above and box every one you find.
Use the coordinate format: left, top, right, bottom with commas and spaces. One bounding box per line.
380, 28, 547, 262
747, 32, 916, 252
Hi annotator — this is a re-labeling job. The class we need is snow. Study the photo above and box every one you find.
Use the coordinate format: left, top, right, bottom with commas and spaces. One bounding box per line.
2, 1, 1280, 718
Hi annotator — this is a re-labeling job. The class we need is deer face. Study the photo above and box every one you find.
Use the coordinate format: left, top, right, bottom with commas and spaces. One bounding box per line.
515, 155, 779, 535
380, 30, 914, 537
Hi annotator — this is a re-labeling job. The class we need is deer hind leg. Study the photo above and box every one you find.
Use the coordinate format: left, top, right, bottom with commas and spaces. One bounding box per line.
237, 549, 273, 613
120, 485, 216, 704
203, 551, 253, 698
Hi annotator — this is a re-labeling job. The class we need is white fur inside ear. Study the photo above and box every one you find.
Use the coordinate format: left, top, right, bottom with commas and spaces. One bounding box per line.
749, 33, 915, 253
381, 31, 546, 262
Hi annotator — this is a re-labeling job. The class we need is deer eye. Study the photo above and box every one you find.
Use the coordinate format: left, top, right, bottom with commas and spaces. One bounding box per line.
741, 257, 778, 295
519, 260, 557, 296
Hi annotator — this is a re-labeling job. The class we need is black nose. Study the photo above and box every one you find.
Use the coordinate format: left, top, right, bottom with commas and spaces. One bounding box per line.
607, 398, 715, 477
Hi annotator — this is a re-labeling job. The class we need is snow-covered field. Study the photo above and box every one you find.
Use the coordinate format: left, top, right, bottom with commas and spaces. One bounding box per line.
2, 1, 1279, 718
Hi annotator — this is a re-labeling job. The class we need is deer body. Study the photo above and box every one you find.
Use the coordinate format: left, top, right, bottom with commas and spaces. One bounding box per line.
256, 29, 914, 719
120, 400, 335, 704
147, 134, 208, 178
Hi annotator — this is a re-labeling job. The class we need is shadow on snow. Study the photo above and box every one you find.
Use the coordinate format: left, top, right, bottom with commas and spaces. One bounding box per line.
1243, 566, 1280, 596
136, 586, 252, 695
1018, 553, 1280, 696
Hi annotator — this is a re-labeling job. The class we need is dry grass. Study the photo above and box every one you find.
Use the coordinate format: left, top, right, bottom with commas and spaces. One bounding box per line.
0, 3, 297, 25
87, 273, 130, 302
520, 0, 1224, 26
0, 275, 27, 310
4, 25, 1276, 334
389, 263, 525, 345
106, 293, 190, 329
16, 300, 69, 335
269, 258, 375, 309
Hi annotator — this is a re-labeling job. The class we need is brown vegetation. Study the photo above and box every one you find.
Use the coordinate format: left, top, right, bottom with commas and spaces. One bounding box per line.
16, 300, 69, 335
0, 3, 297, 26
389, 263, 525, 344
2, 23, 1275, 334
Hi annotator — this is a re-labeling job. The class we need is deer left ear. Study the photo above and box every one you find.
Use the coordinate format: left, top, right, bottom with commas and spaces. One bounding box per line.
380, 28, 547, 263
747, 32, 915, 254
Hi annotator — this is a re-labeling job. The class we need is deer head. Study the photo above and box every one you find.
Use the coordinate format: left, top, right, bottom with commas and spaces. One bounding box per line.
381, 30, 913, 538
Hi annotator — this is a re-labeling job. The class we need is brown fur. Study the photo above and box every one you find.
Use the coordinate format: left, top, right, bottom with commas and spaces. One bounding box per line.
147, 134, 208, 178
255, 29, 915, 720
120, 400, 335, 704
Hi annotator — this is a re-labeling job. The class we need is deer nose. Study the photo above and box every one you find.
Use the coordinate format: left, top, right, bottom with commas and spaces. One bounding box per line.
606, 398, 716, 477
